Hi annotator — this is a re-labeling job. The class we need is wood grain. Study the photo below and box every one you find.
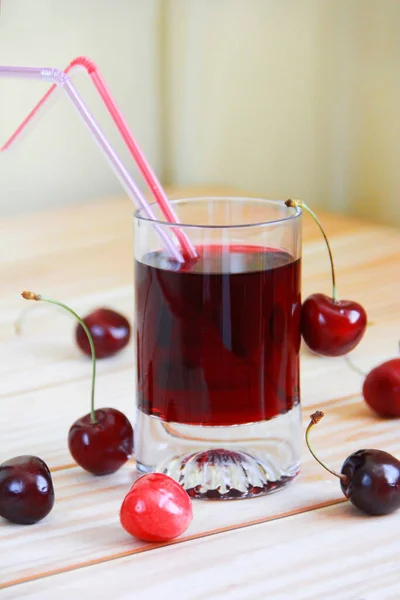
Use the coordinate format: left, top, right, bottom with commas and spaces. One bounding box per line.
0, 465, 345, 589
2, 503, 399, 600
0, 383, 399, 586
1, 187, 399, 595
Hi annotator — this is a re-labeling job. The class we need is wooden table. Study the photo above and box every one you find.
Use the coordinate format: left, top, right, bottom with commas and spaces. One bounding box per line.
1, 187, 399, 599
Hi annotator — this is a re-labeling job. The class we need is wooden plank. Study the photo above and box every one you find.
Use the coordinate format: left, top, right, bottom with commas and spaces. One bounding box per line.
0, 465, 342, 589
0, 191, 399, 594
2, 502, 399, 599
0, 391, 399, 588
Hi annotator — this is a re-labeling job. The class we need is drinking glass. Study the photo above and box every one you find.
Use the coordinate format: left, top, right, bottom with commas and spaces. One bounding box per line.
134, 197, 302, 499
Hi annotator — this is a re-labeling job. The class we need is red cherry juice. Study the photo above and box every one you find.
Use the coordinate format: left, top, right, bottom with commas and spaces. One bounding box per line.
135, 245, 301, 427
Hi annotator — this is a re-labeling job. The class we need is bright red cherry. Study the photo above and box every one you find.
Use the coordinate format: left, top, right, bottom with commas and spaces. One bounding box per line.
68, 408, 133, 475
120, 473, 193, 542
76, 308, 131, 359
286, 199, 367, 357
362, 358, 400, 418
0, 456, 55, 525
301, 293, 367, 357
22, 292, 134, 475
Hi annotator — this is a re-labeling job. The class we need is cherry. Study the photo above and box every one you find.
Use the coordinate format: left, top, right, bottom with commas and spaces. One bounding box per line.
68, 408, 133, 476
76, 308, 131, 359
286, 199, 367, 357
22, 292, 133, 476
301, 293, 367, 357
362, 358, 400, 418
340, 449, 400, 515
0, 456, 55, 525
306, 411, 400, 515
120, 473, 193, 542
344, 352, 400, 418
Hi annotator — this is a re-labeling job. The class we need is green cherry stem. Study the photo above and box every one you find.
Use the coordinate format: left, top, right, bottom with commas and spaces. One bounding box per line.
14, 304, 40, 336
305, 411, 347, 482
21, 291, 97, 424
286, 199, 337, 302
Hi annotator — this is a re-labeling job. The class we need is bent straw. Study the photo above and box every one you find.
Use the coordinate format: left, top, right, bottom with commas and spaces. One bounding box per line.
0, 65, 184, 262
1, 56, 197, 259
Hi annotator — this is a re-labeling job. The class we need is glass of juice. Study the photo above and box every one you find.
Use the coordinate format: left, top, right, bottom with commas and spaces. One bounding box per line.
134, 197, 302, 499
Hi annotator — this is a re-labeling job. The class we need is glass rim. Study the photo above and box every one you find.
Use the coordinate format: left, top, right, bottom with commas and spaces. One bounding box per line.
134, 196, 302, 230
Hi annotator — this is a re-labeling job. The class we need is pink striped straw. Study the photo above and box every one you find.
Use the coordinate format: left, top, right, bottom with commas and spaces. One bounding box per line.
1, 57, 196, 260
0, 65, 186, 262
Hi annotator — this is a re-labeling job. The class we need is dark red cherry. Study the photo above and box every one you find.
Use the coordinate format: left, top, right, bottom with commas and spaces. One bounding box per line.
76, 308, 131, 359
0, 456, 55, 525
362, 358, 400, 418
301, 293, 367, 357
340, 449, 400, 515
68, 408, 133, 476
306, 411, 400, 516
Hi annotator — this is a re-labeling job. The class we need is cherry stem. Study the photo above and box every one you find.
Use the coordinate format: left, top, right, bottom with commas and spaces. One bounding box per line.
305, 411, 347, 482
14, 304, 41, 336
344, 355, 366, 377
21, 291, 97, 424
286, 199, 337, 302
343, 320, 375, 376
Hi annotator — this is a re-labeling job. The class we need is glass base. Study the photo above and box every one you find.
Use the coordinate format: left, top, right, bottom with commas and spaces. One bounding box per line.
135, 405, 301, 500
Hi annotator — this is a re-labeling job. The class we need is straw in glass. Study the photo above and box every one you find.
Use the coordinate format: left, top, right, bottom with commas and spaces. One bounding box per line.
0, 65, 184, 263
1, 56, 196, 259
